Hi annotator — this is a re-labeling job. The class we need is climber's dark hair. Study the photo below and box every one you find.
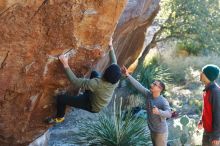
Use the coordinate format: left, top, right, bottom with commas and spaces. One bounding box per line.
103, 64, 122, 84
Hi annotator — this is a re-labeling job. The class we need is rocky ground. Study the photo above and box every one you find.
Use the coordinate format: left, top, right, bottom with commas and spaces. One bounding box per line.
30, 108, 99, 146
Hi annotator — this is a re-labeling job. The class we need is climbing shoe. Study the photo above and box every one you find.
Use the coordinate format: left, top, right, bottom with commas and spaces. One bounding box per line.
45, 117, 65, 124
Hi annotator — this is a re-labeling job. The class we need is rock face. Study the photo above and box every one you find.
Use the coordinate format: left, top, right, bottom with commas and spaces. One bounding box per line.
0, 0, 160, 145
95, 0, 160, 70
0, 0, 126, 145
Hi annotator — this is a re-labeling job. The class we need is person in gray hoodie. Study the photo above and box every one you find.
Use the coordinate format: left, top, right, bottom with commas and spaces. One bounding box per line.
121, 65, 172, 146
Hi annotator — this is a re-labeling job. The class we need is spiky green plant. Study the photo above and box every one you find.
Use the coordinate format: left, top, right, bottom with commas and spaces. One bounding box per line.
131, 57, 173, 95
76, 97, 151, 146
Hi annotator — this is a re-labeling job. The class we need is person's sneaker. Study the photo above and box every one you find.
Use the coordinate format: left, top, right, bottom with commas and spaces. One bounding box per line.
45, 117, 65, 124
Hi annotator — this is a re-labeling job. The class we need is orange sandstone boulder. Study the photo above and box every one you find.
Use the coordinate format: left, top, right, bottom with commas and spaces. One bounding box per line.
0, 0, 126, 145
0, 0, 160, 145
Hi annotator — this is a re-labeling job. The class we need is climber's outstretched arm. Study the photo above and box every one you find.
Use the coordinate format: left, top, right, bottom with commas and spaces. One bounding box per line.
108, 37, 117, 64
58, 55, 98, 91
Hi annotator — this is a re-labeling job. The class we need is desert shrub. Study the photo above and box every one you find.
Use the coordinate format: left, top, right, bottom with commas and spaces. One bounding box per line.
188, 98, 202, 115
130, 56, 173, 95
168, 115, 201, 146
76, 98, 151, 146
177, 42, 201, 55
161, 47, 220, 85
122, 94, 146, 110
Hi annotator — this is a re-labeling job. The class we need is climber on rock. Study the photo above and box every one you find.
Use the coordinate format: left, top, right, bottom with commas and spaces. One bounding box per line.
46, 37, 121, 124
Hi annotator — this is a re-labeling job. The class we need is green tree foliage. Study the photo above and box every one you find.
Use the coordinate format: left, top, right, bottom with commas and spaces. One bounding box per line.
132, 0, 219, 90
156, 0, 220, 54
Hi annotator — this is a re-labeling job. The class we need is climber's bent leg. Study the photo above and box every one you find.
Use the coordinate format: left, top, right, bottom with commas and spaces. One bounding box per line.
56, 93, 93, 118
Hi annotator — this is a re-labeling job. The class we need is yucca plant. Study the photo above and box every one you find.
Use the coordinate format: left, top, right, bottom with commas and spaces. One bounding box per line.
130, 57, 173, 95
122, 94, 146, 110
76, 97, 151, 146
